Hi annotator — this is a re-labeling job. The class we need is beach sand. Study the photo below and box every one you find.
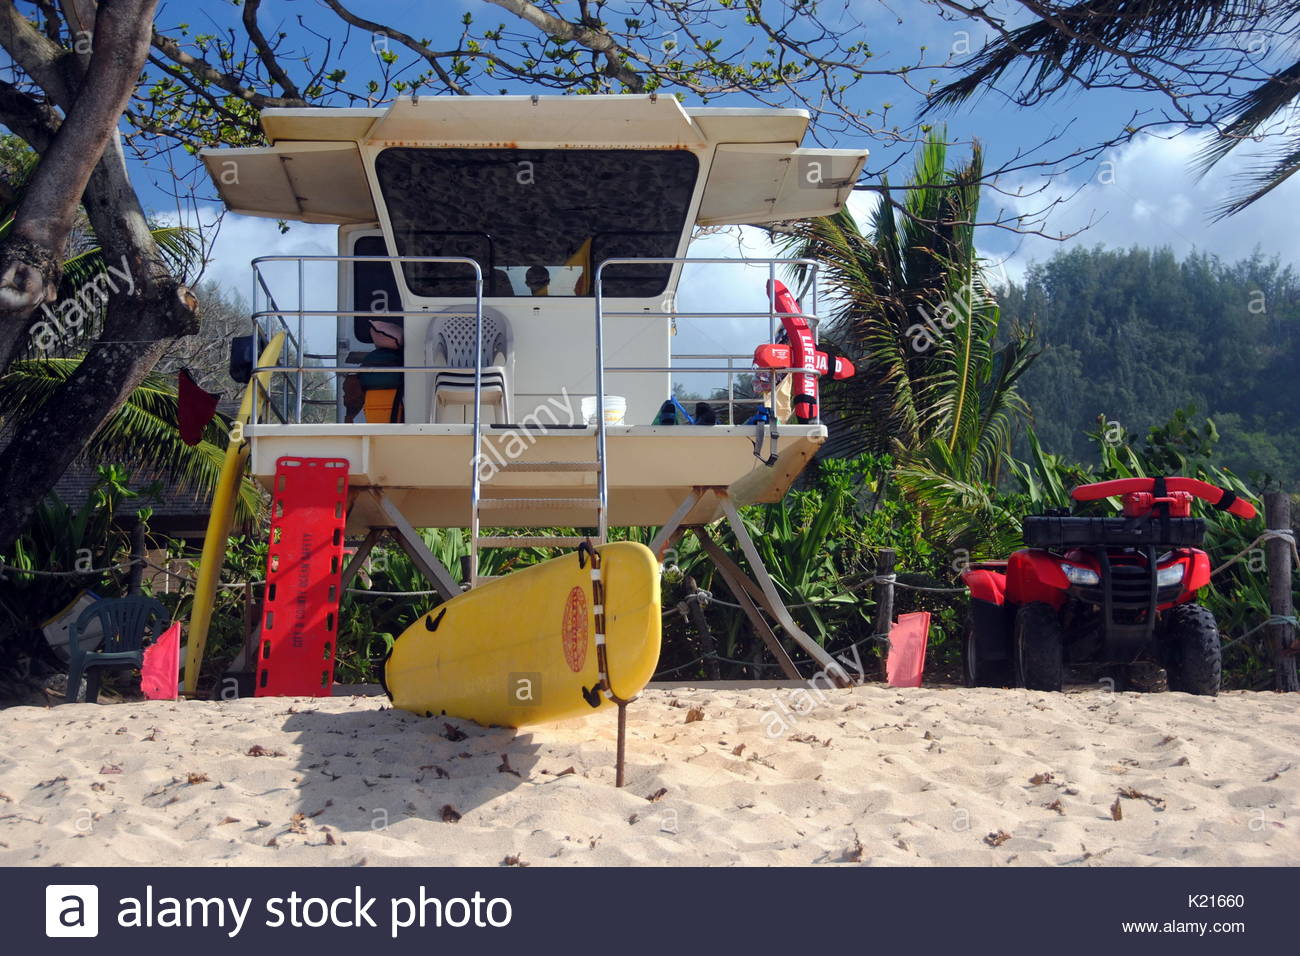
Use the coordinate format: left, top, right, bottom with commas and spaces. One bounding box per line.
0, 685, 1295, 866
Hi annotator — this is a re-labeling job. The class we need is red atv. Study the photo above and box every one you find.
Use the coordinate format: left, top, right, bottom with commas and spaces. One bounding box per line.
961, 477, 1257, 696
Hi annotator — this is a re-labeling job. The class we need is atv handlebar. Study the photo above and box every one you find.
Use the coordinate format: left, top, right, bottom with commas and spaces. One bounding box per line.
1070, 477, 1257, 520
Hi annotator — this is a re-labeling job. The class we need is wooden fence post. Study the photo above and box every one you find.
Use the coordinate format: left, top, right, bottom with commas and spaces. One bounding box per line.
873, 548, 896, 679
1264, 492, 1298, 692
685, 576, 721, 681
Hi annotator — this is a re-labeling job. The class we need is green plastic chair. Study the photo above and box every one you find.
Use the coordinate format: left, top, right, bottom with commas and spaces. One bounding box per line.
65, 596, 171, 704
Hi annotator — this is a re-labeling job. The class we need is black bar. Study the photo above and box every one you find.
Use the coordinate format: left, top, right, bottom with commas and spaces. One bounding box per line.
6, 866, 1286, 953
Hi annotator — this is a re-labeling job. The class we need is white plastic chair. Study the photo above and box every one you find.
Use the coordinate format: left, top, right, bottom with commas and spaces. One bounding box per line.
424, 307, 513, 424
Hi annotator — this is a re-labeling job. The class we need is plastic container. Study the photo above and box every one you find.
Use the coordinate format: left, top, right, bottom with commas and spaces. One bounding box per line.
581, 395, 626, 425
363, 387, 402, 423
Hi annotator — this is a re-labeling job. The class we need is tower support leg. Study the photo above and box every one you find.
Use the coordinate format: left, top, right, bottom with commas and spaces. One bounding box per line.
716, 490, 854, 687
651, 486, 858, 688
694, 527, 802, 681
368, 489, 461, 601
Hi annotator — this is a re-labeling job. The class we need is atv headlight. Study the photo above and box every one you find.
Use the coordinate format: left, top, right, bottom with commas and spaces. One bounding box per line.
1156, 563, 1186, 588
1061, 563, 1100, 586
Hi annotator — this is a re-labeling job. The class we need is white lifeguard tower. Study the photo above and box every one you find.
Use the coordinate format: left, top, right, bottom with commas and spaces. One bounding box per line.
193, 94, 869, 691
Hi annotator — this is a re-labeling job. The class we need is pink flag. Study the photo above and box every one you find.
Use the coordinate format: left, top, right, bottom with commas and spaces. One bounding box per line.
886, 612, 931, 688
141, 622, 181, 700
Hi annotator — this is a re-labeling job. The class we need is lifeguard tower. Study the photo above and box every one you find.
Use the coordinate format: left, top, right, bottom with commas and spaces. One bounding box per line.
189, 94, 869, 697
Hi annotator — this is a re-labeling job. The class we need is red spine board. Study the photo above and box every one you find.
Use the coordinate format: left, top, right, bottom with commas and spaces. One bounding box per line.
256, 457, 350, 697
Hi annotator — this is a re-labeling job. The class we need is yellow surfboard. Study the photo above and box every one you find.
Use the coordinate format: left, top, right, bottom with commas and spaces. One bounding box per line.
183, 332, 286, 696
385, 541, 661, 727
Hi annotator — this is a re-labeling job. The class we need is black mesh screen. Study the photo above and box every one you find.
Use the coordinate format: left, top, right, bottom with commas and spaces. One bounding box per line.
351, 234, 402, 342
375, 148, 698, 298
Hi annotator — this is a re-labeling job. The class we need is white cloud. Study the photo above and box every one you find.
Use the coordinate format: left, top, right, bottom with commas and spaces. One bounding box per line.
159, 207, 340, 354
191, 209, 337, 301
986, 132, 1300, 279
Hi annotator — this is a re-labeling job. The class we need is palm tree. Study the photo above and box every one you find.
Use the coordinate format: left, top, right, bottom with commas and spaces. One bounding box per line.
0, 358, 260, 521
925, 1, 1300, 218
777, 131, 1037, 554
778, 131, 1037, 481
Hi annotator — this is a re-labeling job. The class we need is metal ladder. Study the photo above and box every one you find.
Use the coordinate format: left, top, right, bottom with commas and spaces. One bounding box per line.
467, 279, 610, 588
470, 457, 606, 586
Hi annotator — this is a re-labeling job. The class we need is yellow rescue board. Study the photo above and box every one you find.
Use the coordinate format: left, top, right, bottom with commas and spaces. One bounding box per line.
183, 332, 286, 695
385, 542, 661, 727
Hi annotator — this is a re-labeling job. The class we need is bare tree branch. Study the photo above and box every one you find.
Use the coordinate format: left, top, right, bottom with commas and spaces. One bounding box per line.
481, 0, 646, 91
241, 0, 303, 100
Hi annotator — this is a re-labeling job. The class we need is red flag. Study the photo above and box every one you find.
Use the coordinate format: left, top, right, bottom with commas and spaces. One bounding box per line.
886, 612, 931, 688
177, 368, 219, 445
141, 621, 181, 700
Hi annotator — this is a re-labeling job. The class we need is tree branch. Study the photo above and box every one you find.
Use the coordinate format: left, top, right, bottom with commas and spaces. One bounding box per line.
0, 0, 160, 336
241, 0, 303, 99
149, 26, 306, 109
480, 0, 646, 91
318, 0, 469, 95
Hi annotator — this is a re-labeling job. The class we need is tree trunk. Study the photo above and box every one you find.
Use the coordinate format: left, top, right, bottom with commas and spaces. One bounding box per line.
0, 0, 197, 556
0, 135, 199, 553
0, 0, 162, 367
0, 286, 195, 553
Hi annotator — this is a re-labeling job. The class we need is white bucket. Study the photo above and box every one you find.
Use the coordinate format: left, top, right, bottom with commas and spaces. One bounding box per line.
581, 395, 626, 425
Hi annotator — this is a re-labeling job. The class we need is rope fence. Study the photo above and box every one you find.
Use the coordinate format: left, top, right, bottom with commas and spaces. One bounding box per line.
1211, 528, 1298, 576
658, 532, 1300, 672
6, 525, 1296, 667
1220, 615, 1300, 651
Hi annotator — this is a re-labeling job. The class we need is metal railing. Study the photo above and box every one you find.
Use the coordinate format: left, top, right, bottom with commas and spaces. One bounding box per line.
246, 253, 823, 542
593, 256, 822, 537
247, 254, 485, 429
662, 353, 773, 425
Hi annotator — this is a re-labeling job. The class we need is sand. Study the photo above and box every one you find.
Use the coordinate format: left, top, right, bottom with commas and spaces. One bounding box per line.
0, 684, 1296, 866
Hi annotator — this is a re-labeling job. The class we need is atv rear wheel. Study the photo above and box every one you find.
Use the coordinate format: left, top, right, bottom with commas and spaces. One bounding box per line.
1014, 602, 1064, 692
962, 619, 1010, 688
1163, 603, 1221, 696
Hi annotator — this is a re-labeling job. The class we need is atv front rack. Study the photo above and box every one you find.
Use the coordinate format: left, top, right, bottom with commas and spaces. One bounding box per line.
1022, 515, 1205, 550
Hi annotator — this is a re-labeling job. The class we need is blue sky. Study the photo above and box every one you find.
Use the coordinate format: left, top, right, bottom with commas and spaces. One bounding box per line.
129, 1, 1300, 366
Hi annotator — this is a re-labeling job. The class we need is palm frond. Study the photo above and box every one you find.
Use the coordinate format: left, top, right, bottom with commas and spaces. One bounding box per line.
61, 225, 201, 291
925, 1, 1254, 111
780, 127, 1038, 504
0, 357, 261, 522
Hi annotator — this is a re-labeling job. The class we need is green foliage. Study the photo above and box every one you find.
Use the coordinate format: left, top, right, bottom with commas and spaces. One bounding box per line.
0, 467, 145, 661
776, 129, 1037, 477
777, 131, 1037, 562
0, 358, 261, 522
1001, 246, 1300, 488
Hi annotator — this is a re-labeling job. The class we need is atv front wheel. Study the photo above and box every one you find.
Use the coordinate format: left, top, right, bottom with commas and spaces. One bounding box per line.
1014, 602, 1064, 692
962, 619, 1010, 688
1163, 603, 1222, 696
